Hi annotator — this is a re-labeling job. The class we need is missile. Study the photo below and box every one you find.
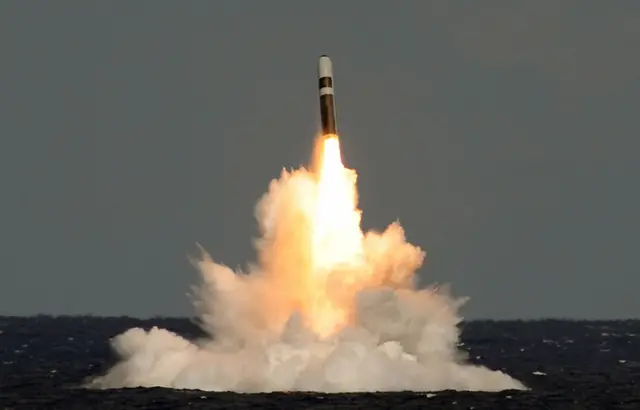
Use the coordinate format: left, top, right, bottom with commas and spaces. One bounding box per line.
318, 55, 337, 136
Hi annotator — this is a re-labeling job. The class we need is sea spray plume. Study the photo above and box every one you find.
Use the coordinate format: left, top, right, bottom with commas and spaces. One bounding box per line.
88, 140, 526, 392
189, 169, 319, 347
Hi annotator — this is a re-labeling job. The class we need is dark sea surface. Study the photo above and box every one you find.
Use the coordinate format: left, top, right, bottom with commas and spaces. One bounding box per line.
1, 317, 638, 409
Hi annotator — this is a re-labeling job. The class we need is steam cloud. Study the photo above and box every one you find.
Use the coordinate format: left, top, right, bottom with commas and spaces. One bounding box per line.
88, 167, 526, 392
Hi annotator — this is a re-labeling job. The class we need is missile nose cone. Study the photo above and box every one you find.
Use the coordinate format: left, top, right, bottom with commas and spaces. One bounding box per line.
318, 55, 333, 79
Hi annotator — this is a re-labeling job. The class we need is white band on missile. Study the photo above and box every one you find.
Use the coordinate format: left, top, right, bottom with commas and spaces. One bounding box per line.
319, 87, 334, 95
318, 56, 333, 79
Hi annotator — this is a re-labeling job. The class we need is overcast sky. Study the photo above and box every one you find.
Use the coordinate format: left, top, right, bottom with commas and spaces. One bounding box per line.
1, 1, 638, 319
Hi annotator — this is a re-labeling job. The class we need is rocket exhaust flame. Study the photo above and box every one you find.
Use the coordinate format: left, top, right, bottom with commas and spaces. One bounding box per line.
87, 56, 526, 393
307, 135, 363, 337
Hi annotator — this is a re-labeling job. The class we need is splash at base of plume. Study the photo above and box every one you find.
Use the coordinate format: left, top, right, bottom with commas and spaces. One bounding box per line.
88, 167, 526, 392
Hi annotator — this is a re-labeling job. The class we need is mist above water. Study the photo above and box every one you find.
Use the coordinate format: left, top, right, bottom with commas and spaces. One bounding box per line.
89, 148, 525, 392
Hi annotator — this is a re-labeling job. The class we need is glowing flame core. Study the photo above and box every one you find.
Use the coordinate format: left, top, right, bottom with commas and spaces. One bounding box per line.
305, 135, 365, 337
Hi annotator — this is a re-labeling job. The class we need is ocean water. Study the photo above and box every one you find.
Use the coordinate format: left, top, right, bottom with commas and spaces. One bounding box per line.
1, 316, 638, 409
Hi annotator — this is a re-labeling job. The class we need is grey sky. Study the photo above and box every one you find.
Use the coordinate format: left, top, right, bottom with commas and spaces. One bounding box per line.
1, 1, 638, 319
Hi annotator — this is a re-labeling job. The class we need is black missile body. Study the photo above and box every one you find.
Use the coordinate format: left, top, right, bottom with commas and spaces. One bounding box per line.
318, 55, 337, 136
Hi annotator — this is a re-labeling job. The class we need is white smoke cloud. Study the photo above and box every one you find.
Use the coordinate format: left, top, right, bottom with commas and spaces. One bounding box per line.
88, 167, 526, 392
